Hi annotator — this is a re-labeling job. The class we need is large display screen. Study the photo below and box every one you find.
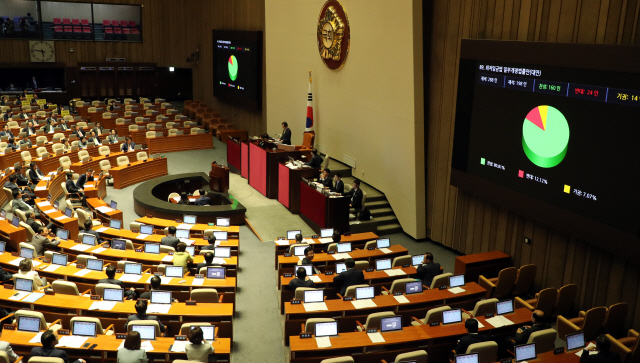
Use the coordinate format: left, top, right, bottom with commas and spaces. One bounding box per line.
452, 44, 640, 238
212, 30, 262, 106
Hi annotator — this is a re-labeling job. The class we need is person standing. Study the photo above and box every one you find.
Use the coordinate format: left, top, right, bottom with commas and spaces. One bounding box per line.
279, 122, 291, 145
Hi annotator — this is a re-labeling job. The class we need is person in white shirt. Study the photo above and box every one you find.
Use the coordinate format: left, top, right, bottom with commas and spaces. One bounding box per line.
14, 258, 46, 290
185, 326, 214, 363
0, 330, 19, 362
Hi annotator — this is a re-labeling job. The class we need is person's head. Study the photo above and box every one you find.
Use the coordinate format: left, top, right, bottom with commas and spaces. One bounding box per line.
150, 275, 161, 290
30, 114, 36, 119
312, 149, 318, 155
176, 242, 187, 252
75, 125, 80, 130
81, 136, 86, 142
86, 168, 93, 176
111, 129, 116, 135
66, 172, 73, 180
207, 234, 216, 245
11, 189, 19, 199
465, 318, 479, 333
30, 162, 36, 170
2, 125, 7, 131
8, 174, 16, 182
352, 179, 360, 189
25, 211, 33, 219
111, 101, 116, 105
135, 299, 148, 315
84, 220, 92, 231
198, 189, 205, 196
296, 266, 307, 279
123, 330, 141, 350
90, 131, 96, 137
532, 310, 544, 324
595, 334, 611, 352
204, 252, 213, 263
188, 326, 204, 344
322, 169, 330, 178
105, 265, 117, 279
19, 258, 33, 272
332, 230, 341, 243
282, 121, 288, 129
345, 258, 356, 269
304, 247, 314, 261
295, 233, 303, 243
40, 226, 49, 236
15, 166, 22, 173
425, 252, 433, 262
62, 138, 68, 144
27, 121, 33, 127
41, 330, 58, 348
125, 136, 131, 143
168, 226, 176, 236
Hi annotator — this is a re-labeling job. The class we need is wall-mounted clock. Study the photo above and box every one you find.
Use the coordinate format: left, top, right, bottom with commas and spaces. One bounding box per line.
29, 41, 56, 62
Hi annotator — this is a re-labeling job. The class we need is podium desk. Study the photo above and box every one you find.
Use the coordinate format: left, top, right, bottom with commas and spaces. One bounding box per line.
299, 180, 349, 234
454, 251, 512, 283
147, 133, 213, 154
110, 157, 168, 189
33, 172, 65, 200
248, 141, 312, 199
82, 174, 108, 200
278, 162, 320, 214
226, 138, 242, 171
35, 198, 79, 239
135, 217, 240, 238
210, 162, 230, 193
218, 129, 248, 142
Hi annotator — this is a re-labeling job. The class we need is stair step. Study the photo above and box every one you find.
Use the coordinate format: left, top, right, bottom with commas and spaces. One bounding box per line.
378, 223, 403, 235
372, 215, 399, 226
370, 208, 394, 217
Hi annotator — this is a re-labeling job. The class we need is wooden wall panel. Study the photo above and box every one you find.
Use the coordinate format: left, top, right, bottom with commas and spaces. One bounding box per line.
427, 0, 640, 330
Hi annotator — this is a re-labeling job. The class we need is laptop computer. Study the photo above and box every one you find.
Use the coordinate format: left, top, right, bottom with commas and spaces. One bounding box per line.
405, 281, 423, 295
412, 254, 425, 266
337, 242, 352, 253
335, 263, 347, 274
380, 316, 403, 332
11, 216, 19, 227
109, 219, 122, 230
111, 239, 126, 250
124, 262, 142, 275
449, 275, 465, 288
496, 299, 514, 315
103, 287, 124, 302
144, 242, 160, 254
140, 224, 153, 235
64, 207, 72, 217
82, 234, 96, 246
110, 200, 117, 209
183, 214, 196, 224
186, 246, 195, 256
297, 264, 313, 276
355, 286, 375, 300
375, 258, 392, 271
287, 230, 301, 240
293, 245, 307, 256
56, 229, 69, 240
213, 231, 227, 241
15, 277, 33, 292
303, 290, 324, 303
72, 321, 97, 338
51, 253, 68, 266
176, 229, 189, 239
131, 325, 156, 340
320, 228, 333, 238
0, 241, 5, 253
315, 321, 338, 337
17, 316, 41, 333
206, 267, 225, 279
214, 246, 231, 258
20, 247, 34, 260
454, 353, 479, 363
165, 265, 184, 278
150, 290, 172, 304
376, 238, 390, 248
53, 201, 60, 210
566, 332, 585, 351
86, 259, 103, 271
515, 343, 537, 362
442, 309, 463, 325
216, 217, 230, 227
191, 325, 215, 341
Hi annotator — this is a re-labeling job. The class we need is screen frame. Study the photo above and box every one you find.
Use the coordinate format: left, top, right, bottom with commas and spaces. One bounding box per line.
514, 343, 537, 362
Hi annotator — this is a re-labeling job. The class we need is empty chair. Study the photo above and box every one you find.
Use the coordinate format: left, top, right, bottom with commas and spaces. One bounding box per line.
70, 316, 114, 335
478, 267, 517, 299
392, 255, 411, 268
52, 281, 87, 296
95, 283, 121, 296
386, 350, 428, 363
117, 156, 129, 166
557, 306, 607, 341
381, 278, 416, 295
168, 129, 179, 136
607, 330, 640, 363
355, 311, 395, 331
552, 283, 577, 318
412, 305, 451, 325
36, 147, 48, 158
98, 146, 110, 156
15, 310, 61, 331
511, 264, 537, 297
99, 159, 111, 174
343, 284, 370, 298
527, 328, 557, 354
145, 131, 156, 138
430, 272, 453, 289
59, 156, 71, 170
467, 342, 499, 363
136, 152, 148, 161
168, 192, 180, 202
78, 150, 90, 160
462, 298, 499, 319
320, 357, 353, 363
602, 302, 629, 337
191, 127, 201, 134
515, 287, 558, 318
302, 318, 336, 334
21, 150, 32, 165
129, 124, 139, 131
190, 289, 223, 303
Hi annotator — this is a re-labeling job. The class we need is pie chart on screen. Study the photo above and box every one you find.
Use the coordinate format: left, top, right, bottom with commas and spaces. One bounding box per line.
522, 105, 570, 168
228, 55, 238, 81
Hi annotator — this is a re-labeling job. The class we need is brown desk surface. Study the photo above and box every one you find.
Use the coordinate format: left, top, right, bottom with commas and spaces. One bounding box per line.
280, 266, 418, 287
110, 157, 168, 189
454, 251, 511, 265
136, 217, 240, 237
90, 225, 239, 249
0, 220, 27, 252
277, 245, 408, 267
35, 198, 80, 240
147, 133, 213, 155
87, 197, 123, 222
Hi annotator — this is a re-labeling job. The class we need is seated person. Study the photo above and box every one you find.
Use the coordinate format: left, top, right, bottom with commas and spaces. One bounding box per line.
305, 149, 323, 168
194, 190, 211, 205
6, 175, 36, 204
319, 168, 333, 189
15, 258, 46, 290
160, 226, 179, 249
19, 137, 32, 148
0, 266, 14, 283
178, 192, 190, 205
28, 162, 45, 184
455, 318, 491, 354
332, 258, 364, 296
580, 334, 621, 363
15, 166, 33, 189
343, 179, 363, 212
78, 136, 88, 149
503, 310, 551, 350
76, 169, 94, 189
123, 300, 166, 333
200, 235, 216, 251
2, 111, 13, 122
98, 265, 138, 300
140, 276, 178, 302
173, 242, 193, 273
196, 252, 219, 271
61, 138, 71, 151
120, 136, 136, 152
22, 121, 36, 136
65, 172, 87, 207
417, 252, 441, 287
0, 124, 14, 138
31, 331, 86, 363
25, 210, 48, 233
107, 129, 119, 144
80, 220, 100, 241
42, 118, 56, 133
108, 101, 117, 112
59, 119, 70, 131
72, 125, 85, 138
11, 190, 36, 217
88, 131, 101, 145
117, 331, 147, 363
300, 247, 320, 274
289, 266, 315, 289
6, 138, 19, 150
17, 112, 29, 120
332, 172, 344, 194
185, 326, 214, 363
93, 122, 104, 136
30, 226, 61, 257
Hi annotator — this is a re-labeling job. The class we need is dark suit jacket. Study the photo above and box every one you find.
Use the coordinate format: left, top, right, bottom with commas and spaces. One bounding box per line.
16, 174, 30, 187
333, 268, 365, 296
26, 218, 43, 234
98, 278, 124, 288
579, 350, 621, 363
124, 314, 165, 332
333, 179, 344, 194
42, 124, 55, 133
72, 129, 85, 138
88, 136, 101, 145
196, 261, 219, 271
18, 113, 28, 120
76, 174, 94, 188
417, 261, 441, 287
347, 188, 363, 210
513, 323, 552, 345
3, 181, 19, 192
200, 244, 216, 251
194, 196, 211, 205
281, 128, 292, 145
29, 168, 44, 183
121, 142, 136, 152
22, 126, 35, 135
160, 236, 179, 249
306, 154, 323, 168
289, 278, 315, 290
320, 177, 333, 189
455, 333, 491, 354
65, 179, 82, 194
30, 346, 75, 363
0, 130, 14, 138
19, 138, 32, 148
81, 229, 101, 242
60, 123, 69, 131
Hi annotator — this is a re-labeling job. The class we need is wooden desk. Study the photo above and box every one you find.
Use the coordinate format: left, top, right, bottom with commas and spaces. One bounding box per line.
454, 251, 512, 283
87, 198, 123, 223
0, 220, 27, 251
147, 133, 213, 154
278, 162, 321, 214
299, 180, 350, 234
90, 225, 239, 250
82, 175, 108, 200
35, 198, 80, 239
68, 151, 137, 175
217, 129, 248, 142
135, 217, 240, 238
110, 157, 168, 189
209, 162, 229, 193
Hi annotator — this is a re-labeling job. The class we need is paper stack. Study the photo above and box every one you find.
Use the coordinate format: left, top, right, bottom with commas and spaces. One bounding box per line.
379, 248, 393, 254
394, 295, 410, 304
351, 299, 377, 309
56, 335, 88, 348
147, 304, 171, 314
96, 227, 109, 232
303, 302, 328, 312
89, 301, 117, 311
368, 332, 385, 343
119, 274, 142, 282
332, 253, 351, 260
70, 244, 92, 251
309, 276, 322, 283
318, 237, 333, 244
485, 315, 514, 328
448, 287, 466, 294
192, 278, 204, 286
316, 337, 331, 348
212, 258, 226, 265
385, 269, 406, 277
74, 269, 92, 277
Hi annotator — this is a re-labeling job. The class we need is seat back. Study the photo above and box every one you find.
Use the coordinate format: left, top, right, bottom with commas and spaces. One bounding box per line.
423, 305, 451, 324
179, 323, 212, 336
52, 280, 80, 295
392, 255, 411, 268
467, 342, 498, 363
389, 278, 418, 295
16, 309, 47, 330
117, 156, 129, 166
304, 318, 336, 333
2, 188, 13, 203
99, 160, 111, 172
511, 264, 537, 297
354, 260, 369, 271
127, 320, 161, 337
160, 245, 175, 254
59, 156, 71, 169
76, 254, 97, 266
533, 287, 559, 318
288, 244, 310, 254
70, 316, 105, 334
21, 150, 32, 163
492, 267, 517, 299
14, 209, 27, 223
527, 328, 557, 354
98, 146, 110, 156
320, 358, 354, 363
471, 298, 499, 317
582, 306, 608, 341
78, 150, 89, 160
136, 151, 148, 161
430, 272, 453, 289
28, 358, 65, 363
344, 284, 370, 298
363, 311, 395, 331
36, 146, 48, 157
302, 132, 314, 149
394, 350, 428, 363
190, 288, 219, 303
603, 302, 629, 337
95, 283, 121, 296
146, 131, 155, 138
294, 287, 318, 301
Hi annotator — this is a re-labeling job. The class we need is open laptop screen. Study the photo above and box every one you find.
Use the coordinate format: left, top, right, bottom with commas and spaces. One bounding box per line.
56, 229, 69, 240
82, 234, 96, 246
191, 325, 215, 341
124, 263, 142, 275
144, 242, 160, 254
20, 247, 34, 260
320, 228, 333, 238
515, 343, 536, 362
183, 214, 196, 224
186, 246, 195, 256
496, 299, 514, 315
214, 246, 231, 258
165, 265, 184, 278
109, 219, 122, 229
303, 290, 323, 303
0, 241, 4, 253
375, 258, 392, 271
11, 216, 19, 227
335, 263, 347, 274
103, 288, 124, 302
110, 200, 117, 209
150, 291, 172, 304
206, 267, 225, 279
86, 259, 103, 271
15, 277, 33, 292
455, 353, 479, 363
380, 316, 402, 332
216, 217, 230, 227
112, 239, 126, 250
315, 321, 338, 337
72, 321, 97, 337
567, 332, 585, 351
376, 238, 390, 248
442, 309, 463, 324
64, 207, 72, 217
176, 229, 189, 239
51, 253, 68, 266
17, 316, 40, 332
140, 224, 153, 235
355, 286, 375, 300
213, 231, 227, 241
337, 242, 352, 253
405, 281, 423, 295
412, 254, 425, 266
449, 275, 465, 288
287, 230, 301, 240
293, 245, 307, 256
131, 325, 156, 340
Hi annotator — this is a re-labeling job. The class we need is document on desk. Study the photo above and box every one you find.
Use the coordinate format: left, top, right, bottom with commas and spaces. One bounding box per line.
22, 292, 45, 303
136, 234, 149, 239
96, 227, 109, 232
56, 335, 88, 348
37, 201, 51, 207
309, 276, 322, 283
351, 299, 377, 309
8, 258, 23, 266
192, 278, 204, 286
485, 315, 514, 328
448, 287, 466, 294
302, 238, 315, 244
379, 248, 393, 254
43, 264, 60, 272
92, 247, 107, 253
95, 206, 113, 213
29, 332, 44, 343
146, 303, 171, 314
275, 240, 289, 246
385, 269, 407, 277
179, 238, 195, 245
8, 291, 30, 301
161, 255, 173, 262
575, 343, 597, 356
394, 295, 410, 304
332, 253, 351, 260
303, 302, 328, 312
35, 186, 46, 191
212, 258, 226, 265
170, 340, 187, 352
70, 244, 92, 251
43, 209, 57, 214
89, 301, 117, 311
141, 341, 154, 352
316, 336, 332, 348
74, 269, 92, 277
368, 332, 386, 343
176, 224, 193, 230
119, 274, 142, 282
318, 237, 333, 244
54, 216, 71, 221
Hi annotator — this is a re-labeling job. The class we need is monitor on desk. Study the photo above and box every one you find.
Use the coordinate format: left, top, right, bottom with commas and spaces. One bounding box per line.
53, 201, 59, 210
213, 231, 228, 241
216, 217, 230, 227
51, 253, 68, 266
183, 214, 196, 224
185, 246, 195, 256
110, 200, 117, 209
442, 309, 463, 325
11, 216, 19, 227
150, 290, 172, 304
380, 316, 403, 332
375, 258, 392, 271
72, 321, 97, 338
566, 332, 585, 351
405, 281, 423, 295
111, 239, 126, 250
214, 246, 231, 258
0, 241, 5, 253
454, 353, 479, 363
140, 224, 153, 235
15, 277, 33, 292
176, 229, 189, 239
355, 286, 375, 300
20, 247, 34, 260
82, 234, 96, 246
376, 238, 390, 249
56, 229, 69, 240
335, 263, 347, 274
103, 287, 124, 302
496, 299, 514, 315
124, 262, 142, 275
191, 325, 215, 341
165, 265, 184, 278
449, 275, 465, 288
303, 290, 323, 303
206, 267, 225, 279
109, 219, 122, 230
337, 242, 351, 253
515, 343, 536, 362
287, 230, 301, 240
297, 264, 313, 276
86, 258, 103, 271
144, 242, 160, 254
64, 207, 72, 217
293, 245, 307, 256
131, 325, 156, 341
314, 321, 338, 337
17, 316, 40, 333
320, 228, 333, 238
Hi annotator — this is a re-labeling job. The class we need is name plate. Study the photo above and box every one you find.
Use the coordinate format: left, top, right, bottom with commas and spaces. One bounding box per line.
154, 272, 163, 277
290, 299, 301, 305
394, 292, 403, 296
42, 258, 50, 263
501, 359, 513, 363
343, 232, 351, 236
343, 296, 353, 301
484, 313, 494, 318
3, 325, 15, 330
185, 300, 196, 306
10, 252, 17, 257
116, 333, 127, 339
367, 329, 377, 333
57, 329, 70, 336
327, 251, 336, 255
135, 249, 142, 252
283, 273, 293, 278
168, 252, 174, 255
284, 253, 292, 257
366, 268, 374, 272
324, 271, 334, 275
367, 246, 375, 250
311, 235, 319, 239
402, 264, 410, 268
175, 335, 187, 341
45, 290, 55, 295
439, 285, 448, 290
429, 321, 440, 326
300, 333, 312, 339
553, 348, 564, 355
76, 264, 85, 269
277, 237, 285, 240
195, 274, 204, 278
116, 269, 123, 273
3, 284, 12, 289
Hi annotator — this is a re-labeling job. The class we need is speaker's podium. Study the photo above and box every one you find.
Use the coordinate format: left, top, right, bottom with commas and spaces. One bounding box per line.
248, 139, 311, 199
299, 179, 349, 234
278, 160, 320, 214
209, 161, 230, 193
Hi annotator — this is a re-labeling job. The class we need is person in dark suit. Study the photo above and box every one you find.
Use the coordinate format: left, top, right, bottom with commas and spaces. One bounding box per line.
196, 252, 220, 271
30, 226, 61, 257
305, 149, 323, 168
77, 136, 88, 149
200, 235, 216, 251
455, 319, 491, 354
13, 191, 38, 218
332, 173, 344, 194
279, 121, 291, 145
0, 125, 14, 138
5, 174, 35, 203
107, 129, 119, 144
580, 334, 621, 363
72, 125, 85, 139
511, 310, 551, 345
29, 114, 38, 127
59, 118, 69, 131
31, 77, 38, 90
319, 169, 333, 189
344, 179, 363, 212
80, 220, 100, 241
161, 226, 180, 249
98, 265, 138, 300
22, 121, 36, 136
194, 189, 211, 205
301, 247, 320, 274
15, 166, 33, 190
19, 137, 32, 148
28, 162, 44, 184
289, 267, 315, 290
333, 258, 365, 296
65, 172, 87, 207
17, 112, 28, 120
124, 300, 166, 333
92, 122, 104, 136
121, 136, 136, 152
87, 131, 101, 145
2, 111, 12, 122
25, 210, 46, 232
76, 169, 94, 189
108, 101, 117, 112
30, 94, 39, 106
417, 252, 441, 287
30, 331, 86, 363
7, 138, 19, 150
